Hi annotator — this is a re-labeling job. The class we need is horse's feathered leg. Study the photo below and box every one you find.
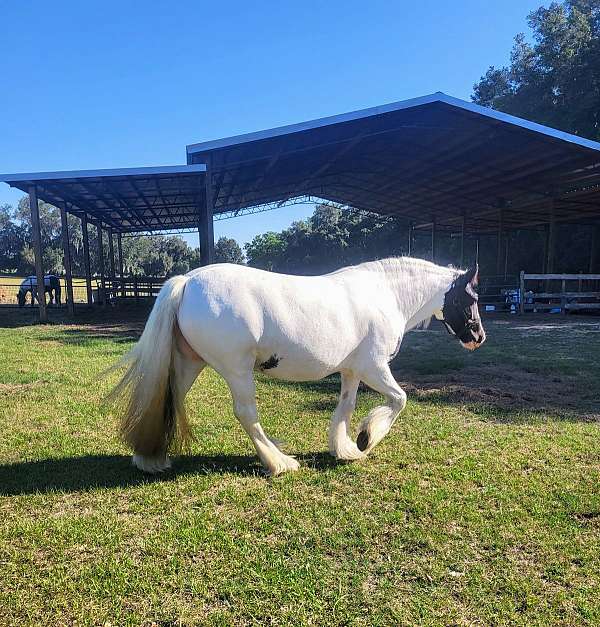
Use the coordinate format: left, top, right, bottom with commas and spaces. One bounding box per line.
328, 373, 364, 460
355, 364, 407, 455
225, 369, 300, 476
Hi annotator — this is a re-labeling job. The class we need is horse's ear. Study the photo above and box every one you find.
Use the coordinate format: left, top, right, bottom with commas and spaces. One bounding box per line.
464, 264, 479, 287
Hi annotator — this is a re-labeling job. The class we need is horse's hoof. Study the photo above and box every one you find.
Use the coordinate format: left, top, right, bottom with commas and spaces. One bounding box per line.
357, 430, 369, 452
266, 454, 300, 477
132, 454, 171, 474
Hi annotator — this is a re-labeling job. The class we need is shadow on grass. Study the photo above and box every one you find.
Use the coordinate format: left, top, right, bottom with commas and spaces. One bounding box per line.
45, 329, 139, 346
0, 450, 347, 496
0, 303, 150, 333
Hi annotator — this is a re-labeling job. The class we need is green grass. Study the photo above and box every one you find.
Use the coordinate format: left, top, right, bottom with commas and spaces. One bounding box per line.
0, 309, 599, 625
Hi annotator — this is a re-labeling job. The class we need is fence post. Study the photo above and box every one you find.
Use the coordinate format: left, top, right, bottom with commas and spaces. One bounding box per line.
134, 278, 139, 304
519, 271, 525, 314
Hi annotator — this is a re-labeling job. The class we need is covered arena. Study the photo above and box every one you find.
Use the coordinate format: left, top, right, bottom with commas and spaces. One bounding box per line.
2, 92, 600, 321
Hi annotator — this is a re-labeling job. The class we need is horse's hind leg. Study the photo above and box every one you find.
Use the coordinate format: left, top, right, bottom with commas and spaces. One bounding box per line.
225, 370, 300, 476
355, 363, 407, 455
328, 372, 363, 460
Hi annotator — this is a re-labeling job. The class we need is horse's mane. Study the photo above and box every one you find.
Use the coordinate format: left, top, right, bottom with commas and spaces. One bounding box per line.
326, 256, 463, 278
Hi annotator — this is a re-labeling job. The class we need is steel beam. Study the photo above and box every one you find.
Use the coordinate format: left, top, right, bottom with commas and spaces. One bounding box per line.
546, 201, 556, 274
590, 225, 598, 273
117, 232, 125, 298
28, 185, 47, 322
59, 203, 75, 315
496, 208, 504, 275
108, 228, 116, 279
97, 225, 106, 305
81, 214, 93, 305
460, 213, 466, 268
199, 163, 215, 265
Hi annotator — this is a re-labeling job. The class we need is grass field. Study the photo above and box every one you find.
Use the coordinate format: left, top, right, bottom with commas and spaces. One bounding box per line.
1, 307, 599, 625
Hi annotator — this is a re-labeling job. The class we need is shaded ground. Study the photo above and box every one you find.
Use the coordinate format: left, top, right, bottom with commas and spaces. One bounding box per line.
400, 364, 599, 419
395, 315, 600, 422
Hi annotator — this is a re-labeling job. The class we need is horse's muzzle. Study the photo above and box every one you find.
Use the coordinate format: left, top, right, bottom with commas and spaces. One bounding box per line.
461, 331, 486, 351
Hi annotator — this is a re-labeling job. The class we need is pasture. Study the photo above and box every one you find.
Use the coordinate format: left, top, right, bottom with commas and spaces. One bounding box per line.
1, 307, 599, 625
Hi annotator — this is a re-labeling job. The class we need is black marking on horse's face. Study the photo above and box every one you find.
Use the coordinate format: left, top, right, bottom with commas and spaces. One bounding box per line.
259, 354, 280, 370
357, 430, 369, 451
442, 265, 486, 349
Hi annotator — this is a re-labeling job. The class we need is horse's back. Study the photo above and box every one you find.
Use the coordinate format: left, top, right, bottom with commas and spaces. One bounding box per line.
177, 264, 384, 379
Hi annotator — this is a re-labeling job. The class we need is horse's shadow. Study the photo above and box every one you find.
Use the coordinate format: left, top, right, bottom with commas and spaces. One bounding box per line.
0, 451, 344, 496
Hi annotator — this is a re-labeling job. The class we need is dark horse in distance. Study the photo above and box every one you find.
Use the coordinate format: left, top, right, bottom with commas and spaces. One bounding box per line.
17, 275, 62, 307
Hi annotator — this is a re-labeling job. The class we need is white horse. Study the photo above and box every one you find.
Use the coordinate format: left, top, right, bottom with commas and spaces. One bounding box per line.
110, 257, 485, 475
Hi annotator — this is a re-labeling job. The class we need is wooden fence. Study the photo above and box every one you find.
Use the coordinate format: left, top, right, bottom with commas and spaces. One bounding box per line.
0, 276, 166, 308
519, 272, 600, 314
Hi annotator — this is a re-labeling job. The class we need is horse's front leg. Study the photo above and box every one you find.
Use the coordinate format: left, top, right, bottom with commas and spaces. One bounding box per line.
328, 372, 364, 460
225, 370, 300, 476
355, 362, 407, 455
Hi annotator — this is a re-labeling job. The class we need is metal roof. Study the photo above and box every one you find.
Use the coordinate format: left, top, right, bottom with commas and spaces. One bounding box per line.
0, 165, 206, 233
187, 92, 600, 233
188, 92, 600, 154
2, 92, 600, 235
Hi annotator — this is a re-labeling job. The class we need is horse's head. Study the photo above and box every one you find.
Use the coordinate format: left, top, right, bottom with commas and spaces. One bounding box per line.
17, 289, 26, 308
441, 265, 485, 350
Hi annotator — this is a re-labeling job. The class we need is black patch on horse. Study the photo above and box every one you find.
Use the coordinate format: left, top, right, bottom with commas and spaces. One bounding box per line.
260, 354, 280, 370
442, 266, 480, 343
357, 430, 369, 451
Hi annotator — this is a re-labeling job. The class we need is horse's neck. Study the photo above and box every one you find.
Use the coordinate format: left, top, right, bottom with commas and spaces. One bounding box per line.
374, 258, 457, 329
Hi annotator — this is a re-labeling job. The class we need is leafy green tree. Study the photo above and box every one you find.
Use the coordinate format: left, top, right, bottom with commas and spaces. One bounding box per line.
0, 196, 204, 278
214, 236, 245, 264
244, 232, 285, 270
473, 1, 600, 139
0, 204, 28, 272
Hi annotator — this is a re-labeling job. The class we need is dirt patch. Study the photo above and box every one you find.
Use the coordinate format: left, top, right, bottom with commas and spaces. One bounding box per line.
0, 381, 46, 394
393, 364, 599, 420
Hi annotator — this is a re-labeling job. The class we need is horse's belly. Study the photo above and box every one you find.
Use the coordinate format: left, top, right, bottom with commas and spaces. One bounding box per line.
253, 336, 344, 381
255, 352, 333, 381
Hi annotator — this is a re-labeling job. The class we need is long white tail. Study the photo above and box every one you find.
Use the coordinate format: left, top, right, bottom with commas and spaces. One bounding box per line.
108, 275, 192, 467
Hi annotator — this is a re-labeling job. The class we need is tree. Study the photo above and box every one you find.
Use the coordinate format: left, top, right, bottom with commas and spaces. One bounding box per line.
244, 232, 285, 270
0, 196, 204, 278
471, 0, 600, 276
0, 204, 28, 272
473, 1, 600, 139
214, 236, 245, 264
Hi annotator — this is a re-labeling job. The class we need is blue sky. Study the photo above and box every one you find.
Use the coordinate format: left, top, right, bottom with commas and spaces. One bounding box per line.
0, 0, 542, 247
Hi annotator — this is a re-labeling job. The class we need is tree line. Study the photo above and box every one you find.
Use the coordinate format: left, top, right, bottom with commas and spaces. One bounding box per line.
0, 196, 244, 277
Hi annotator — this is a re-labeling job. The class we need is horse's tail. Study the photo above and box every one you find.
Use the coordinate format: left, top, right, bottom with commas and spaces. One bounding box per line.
107, 274, 191, 471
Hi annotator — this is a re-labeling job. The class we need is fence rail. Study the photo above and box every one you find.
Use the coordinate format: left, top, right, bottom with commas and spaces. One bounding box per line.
519, 272, 600, 314
0, 276, 167, 308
